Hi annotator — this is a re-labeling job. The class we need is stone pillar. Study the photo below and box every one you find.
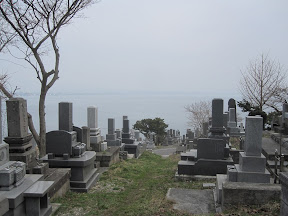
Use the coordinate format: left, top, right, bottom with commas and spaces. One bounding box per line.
282, 103, 288, 122
223, 112, 229, 130
212, 99, 223, 128
282, 104, 288, 134
134, 130, 140, 141
6, 98, 29, 137
106, 118, 120, 146
115, 129, 122, 139
228, 98, 237, 124
123, 119, 129, 134
4, 98, 37, 173
87, 106, 101, 151
59, 102, 73, 132
108, 118, 115, 134
186, 129, 194, 139
227, 116, 270, 183
228, 108, 237, 128
280, 172, 288, 216
202, 122, 209, 137
244, 116, 263, 156
82, 126, 91, 150
87, 106, 98, 129
209, 98, 226, 137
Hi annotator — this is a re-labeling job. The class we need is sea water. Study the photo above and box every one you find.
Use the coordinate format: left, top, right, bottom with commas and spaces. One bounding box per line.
3, 91, 241, 137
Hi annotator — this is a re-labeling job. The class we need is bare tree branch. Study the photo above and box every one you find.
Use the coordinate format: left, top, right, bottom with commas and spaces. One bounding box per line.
0, 0, 96, 157
185, 100, 211, 133
239, 53, 288, 112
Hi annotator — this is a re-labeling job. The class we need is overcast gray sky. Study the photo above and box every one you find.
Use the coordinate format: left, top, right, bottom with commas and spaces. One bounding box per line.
2, 0, 288, 96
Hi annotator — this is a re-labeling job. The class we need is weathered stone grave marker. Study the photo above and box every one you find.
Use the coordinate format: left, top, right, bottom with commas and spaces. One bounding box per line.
4, 98, 37, 173
42, 102, 99, 192
87, 106, 102, 151
216, 116, 279, 207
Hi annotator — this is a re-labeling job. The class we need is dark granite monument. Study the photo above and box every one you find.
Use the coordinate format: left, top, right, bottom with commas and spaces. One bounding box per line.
177, 98, 234, 176
42, 102, 99, 192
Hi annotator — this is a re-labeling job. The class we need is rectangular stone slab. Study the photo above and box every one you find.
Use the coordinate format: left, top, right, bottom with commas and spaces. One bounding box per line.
197, 138, 225, 160
59, 102, 73, 132
244, 116, 263, 156
222, 181, 281, 206
24, 181, 54, 197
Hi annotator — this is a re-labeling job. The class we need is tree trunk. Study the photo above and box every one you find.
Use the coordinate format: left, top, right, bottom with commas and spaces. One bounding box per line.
38, 84, 47, 158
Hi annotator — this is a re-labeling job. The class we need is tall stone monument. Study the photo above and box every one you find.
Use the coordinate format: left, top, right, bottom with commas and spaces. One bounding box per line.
227, 108, 244, 136
43, 102, 99, 192
122, 116, 139, 158
186, 129, 195, 149
106, 118, 121, 146
59, 102, 73, 132
177, 98, 234, 176
87, 106, 102, 151
228, 98, 237, 124
4, 98, 37, 173
216, 116, 274, 206
209, 98, 226, 137
226, 116, 270, 183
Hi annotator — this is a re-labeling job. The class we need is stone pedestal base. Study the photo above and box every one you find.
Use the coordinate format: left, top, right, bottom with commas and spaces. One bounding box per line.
95, 146, 120, 167
227, 164, 270, 183
90, 135, 102, 145
177, 157, 234, 176
41, 151, 98, 192
124, 144, 140, 158
106, 140, 121, 147
9, 148, 38, 174
122, 138, 134, 144
220, 179, 280, 208
216, 174, 279, 205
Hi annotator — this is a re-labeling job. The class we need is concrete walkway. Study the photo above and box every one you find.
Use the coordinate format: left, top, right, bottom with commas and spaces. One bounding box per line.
153, 147, 176, 158
166, 188, 216, 215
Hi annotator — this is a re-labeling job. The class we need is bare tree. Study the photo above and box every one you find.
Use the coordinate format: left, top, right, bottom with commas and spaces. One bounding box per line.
185, 100, 211, 131
239, 53, 288, 112
0, 17, 15, 52
0, 0, 96, 157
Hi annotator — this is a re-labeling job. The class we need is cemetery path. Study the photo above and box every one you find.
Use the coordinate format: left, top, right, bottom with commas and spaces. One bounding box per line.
153, 147, 176, 158
54, 151, 219, 216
